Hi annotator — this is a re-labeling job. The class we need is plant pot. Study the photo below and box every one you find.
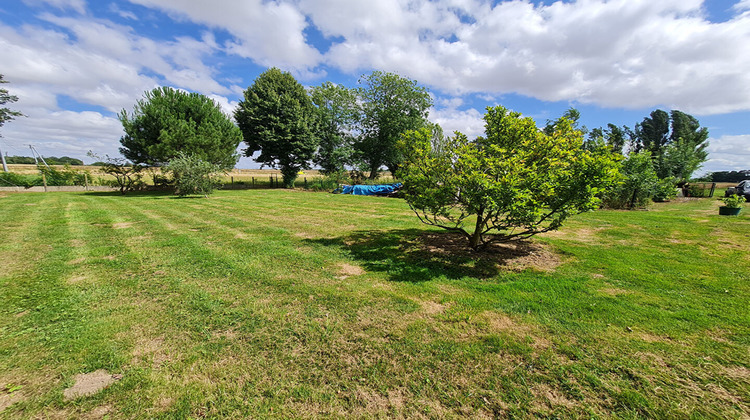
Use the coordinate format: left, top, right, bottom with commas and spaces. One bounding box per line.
719, 206, 741, 216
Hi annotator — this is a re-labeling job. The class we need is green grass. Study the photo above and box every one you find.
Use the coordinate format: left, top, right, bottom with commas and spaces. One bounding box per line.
0, 190, 748, 418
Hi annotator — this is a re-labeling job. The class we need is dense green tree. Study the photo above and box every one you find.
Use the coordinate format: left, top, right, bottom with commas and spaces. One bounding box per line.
310, 82, 359, 176
633, 109, 670, 155
357, 71, 432, 178
0, 75, 24, 134
398, 106, 619, 250
235, 68, 319, 188
632, 109, 709, 181
119, 87, 241, 169
165, 153, 222, 197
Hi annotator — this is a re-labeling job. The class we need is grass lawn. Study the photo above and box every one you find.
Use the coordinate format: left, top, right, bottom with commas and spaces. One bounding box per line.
0, 189, 748, 418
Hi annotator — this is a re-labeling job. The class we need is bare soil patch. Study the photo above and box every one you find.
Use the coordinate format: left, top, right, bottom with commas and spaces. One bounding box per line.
0, 392, 23, 413
63, 370, 121, 400
417, 233, 561, 272
338, 262, 365, 278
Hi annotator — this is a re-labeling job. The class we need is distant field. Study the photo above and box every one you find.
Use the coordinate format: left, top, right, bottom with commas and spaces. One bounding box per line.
5, 164, 318, 177
0, 190, 747, 418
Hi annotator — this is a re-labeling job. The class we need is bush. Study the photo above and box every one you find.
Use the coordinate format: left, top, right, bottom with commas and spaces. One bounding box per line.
653, 177, 678, 202
603, 152, 660, 209
0, 172, 38, 188
165, 153, 223, 197
399, 106, 619, 250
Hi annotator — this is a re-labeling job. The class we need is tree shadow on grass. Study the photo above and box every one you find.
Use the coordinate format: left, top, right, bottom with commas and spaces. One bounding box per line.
306, 229, 557, 283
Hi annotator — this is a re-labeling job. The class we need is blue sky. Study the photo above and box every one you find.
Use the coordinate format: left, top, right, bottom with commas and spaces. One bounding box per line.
1, 0, 748, 173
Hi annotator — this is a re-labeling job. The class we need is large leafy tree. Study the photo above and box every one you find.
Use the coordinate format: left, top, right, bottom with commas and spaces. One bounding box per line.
310, 82, 359, 176
398, 106, 619, 251
633, 109, 709, 181
235, 68, 319, 188
356, 71, 432, 178
0, 74, 24, 134
119, 87, 241, 170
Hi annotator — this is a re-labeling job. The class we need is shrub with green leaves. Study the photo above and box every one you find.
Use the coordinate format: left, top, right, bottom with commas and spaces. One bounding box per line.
398, 106, 619, 250
603, 152, 662, 209
165, 153, 222, 197
722, 194, 746, 208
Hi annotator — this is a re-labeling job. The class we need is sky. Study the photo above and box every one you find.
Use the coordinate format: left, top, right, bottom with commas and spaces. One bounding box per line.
1, 0, 749, 174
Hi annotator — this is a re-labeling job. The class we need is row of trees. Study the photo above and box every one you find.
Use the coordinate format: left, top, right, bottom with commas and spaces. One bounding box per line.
581, 109, 710, 208
3, 155, 84, 165
118, 69, 432, 188
236, 69, 432, 187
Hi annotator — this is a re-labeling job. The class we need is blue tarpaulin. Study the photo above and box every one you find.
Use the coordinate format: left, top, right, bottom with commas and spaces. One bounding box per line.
335, 183, 403, 196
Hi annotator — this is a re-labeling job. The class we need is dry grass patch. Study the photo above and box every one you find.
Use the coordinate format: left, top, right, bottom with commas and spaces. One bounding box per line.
63, 370, 121, 400
542, 226, 606, 244
112, 222, 135, 229
338, 262, 365, 278
599, 286, 634, 296
66, 274, 89, 285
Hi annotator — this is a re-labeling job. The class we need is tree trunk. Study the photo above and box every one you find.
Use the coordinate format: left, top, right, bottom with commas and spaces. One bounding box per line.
468, 210, 485, 250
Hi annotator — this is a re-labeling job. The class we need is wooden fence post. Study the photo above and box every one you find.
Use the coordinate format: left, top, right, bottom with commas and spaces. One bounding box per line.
42, 172, 47, 192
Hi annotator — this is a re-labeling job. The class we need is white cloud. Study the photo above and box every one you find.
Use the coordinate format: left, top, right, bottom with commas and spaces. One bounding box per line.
430, 101, 485, 139
0, 13, 237, 162
703, 134, 750, 172
303, 0, 750, 115
21, 0, 86, 14
126, 0, 322, 71
1, 108, 124, 160
109, 3, 138, 20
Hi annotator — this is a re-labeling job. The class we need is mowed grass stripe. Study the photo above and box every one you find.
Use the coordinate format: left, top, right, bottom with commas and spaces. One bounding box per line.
0, 191, 747, 418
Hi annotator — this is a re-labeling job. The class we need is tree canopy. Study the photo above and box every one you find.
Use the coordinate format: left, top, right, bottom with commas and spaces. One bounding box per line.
633, 109, 709, 181
357, 71, 432, 178
310, 81, 359, 176
398, 106, 619, 250
235, 68, 319, 188
119, 87, 241, 170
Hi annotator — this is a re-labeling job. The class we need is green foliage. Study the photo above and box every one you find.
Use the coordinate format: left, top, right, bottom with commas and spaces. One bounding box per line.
165, 153, 222, 197
398, 106, 619, 250
0, 166, 95, 188
119, 87, 241, 169
235, 68, 319, 188
310, 82, 359, 175
603, 152, 661, 209
653, 177, 678, 202
39, 165, 91, 186
587, 123, 630, 155
0, 172, 38, 187
722, 194, 746, 208
4, 155, 84, 165
0, 74, 24, 133
356, 71, 432, 178
633, 110, 709, 182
